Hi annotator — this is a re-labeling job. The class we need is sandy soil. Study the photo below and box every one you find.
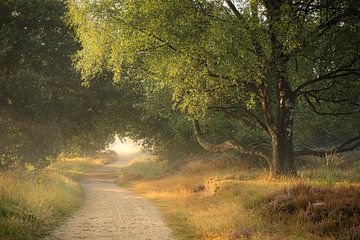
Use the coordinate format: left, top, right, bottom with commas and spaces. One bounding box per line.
45, 155, 173, 240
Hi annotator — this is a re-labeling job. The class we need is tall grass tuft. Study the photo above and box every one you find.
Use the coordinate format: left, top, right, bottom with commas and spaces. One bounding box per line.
0, 169, 83, 240
0, 152, 115, 240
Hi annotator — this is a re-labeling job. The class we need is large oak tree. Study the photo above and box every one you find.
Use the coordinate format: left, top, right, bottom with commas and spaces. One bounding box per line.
67, 0, 360, 177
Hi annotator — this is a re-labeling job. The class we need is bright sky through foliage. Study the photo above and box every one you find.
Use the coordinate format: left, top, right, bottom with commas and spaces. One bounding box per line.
107, 137, 141, 155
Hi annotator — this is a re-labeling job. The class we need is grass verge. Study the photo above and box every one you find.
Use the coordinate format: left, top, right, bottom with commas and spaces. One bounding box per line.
116, 153, 360, 240
0, 152, 115, 240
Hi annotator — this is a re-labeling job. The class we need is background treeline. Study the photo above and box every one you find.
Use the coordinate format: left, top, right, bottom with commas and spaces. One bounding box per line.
0, 0, 132, 168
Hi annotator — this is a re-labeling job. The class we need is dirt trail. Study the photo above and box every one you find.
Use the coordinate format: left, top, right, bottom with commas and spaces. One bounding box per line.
46, 154, 173, 240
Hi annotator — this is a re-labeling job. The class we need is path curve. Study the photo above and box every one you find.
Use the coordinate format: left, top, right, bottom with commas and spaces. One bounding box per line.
46, 155, 173, 240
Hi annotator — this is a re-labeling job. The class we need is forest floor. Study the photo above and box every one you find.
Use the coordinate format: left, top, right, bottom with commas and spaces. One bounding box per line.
45, 154, 173, 240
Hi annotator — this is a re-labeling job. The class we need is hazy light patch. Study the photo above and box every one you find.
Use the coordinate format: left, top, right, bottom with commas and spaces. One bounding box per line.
107, 137, 142, 155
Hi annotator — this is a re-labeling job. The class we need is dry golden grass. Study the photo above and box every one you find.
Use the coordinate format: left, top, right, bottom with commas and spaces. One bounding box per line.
0, 153, 114, 240
118, 155, 360, 240
48, 153, 115, 179
131, 178, 292, 239
0, 170, 82, 240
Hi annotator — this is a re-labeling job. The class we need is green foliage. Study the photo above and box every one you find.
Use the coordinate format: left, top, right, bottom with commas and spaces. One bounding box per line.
126, 83, 201, 158
66, 0, 264, 116
0, 0, 77, 167
2, 0, 359, 171
67, 0, 360, 169
0, 0, 138, 168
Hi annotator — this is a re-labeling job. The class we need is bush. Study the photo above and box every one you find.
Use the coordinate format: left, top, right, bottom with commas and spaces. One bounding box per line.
260, 184, 360, 239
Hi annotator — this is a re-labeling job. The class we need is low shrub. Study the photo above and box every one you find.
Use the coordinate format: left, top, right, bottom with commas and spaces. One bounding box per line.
260, 184, 360, 239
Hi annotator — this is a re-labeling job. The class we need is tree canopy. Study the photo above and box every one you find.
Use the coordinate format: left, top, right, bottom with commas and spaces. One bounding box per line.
0, 0, 136, 168
1, 0, 359, 176
67, 0, 360, 176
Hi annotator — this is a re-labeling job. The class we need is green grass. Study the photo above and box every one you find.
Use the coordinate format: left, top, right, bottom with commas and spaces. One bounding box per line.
0, 153, 114, 240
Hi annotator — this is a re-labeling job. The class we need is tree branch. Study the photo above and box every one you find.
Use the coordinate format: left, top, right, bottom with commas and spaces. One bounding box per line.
192, 119, 270, 161
206, 70, 257, 90
224, 0, 242, 19
296, 79, 336, 96
208, 105, 269, 133
136, 44, 168, 54
295, 58, 360, 95
191, 0, 229, 22
296, 134, 360, 156
303, 94, 360, 116
204, 84, 239, 92
317, 8, 360, 37
307, 92, 360, 107
104, 7, 178, 52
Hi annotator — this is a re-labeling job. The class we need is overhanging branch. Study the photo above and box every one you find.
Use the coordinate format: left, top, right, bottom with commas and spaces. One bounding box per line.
208, 105, 269, 134
297, 79, 336, 96
192, 119, 270, 161
296, 134, 360, 157
206, 70, 257, 90
307, 92, 360, 107
303, 94, 360, 116
295, 58, 360, 96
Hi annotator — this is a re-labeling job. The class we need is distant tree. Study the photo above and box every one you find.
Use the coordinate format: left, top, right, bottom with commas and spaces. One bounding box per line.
67, 0, 360, 177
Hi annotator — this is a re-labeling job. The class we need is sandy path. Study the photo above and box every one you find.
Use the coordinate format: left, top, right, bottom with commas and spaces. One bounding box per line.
46, 155, 173, 240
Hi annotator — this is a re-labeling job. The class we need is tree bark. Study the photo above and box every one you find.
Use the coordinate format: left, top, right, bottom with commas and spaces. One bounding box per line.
264, 68, 296, 177
269, 61, 297, 177
263, 0, 297, 177
270, 127, 296, 177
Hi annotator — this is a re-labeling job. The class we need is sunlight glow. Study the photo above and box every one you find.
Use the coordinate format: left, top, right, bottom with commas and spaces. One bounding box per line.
107, 137, 141, 155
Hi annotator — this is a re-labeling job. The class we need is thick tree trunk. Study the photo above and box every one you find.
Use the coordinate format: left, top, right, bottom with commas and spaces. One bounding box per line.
263, 0, 297, 177
270, 64, 297, 177
270, 130, 296, 177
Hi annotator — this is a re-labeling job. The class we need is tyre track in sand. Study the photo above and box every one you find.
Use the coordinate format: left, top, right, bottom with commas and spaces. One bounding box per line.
46, 155, 173, 240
